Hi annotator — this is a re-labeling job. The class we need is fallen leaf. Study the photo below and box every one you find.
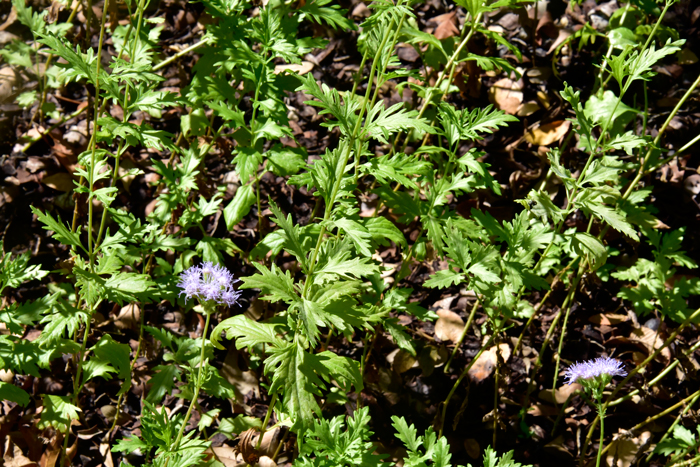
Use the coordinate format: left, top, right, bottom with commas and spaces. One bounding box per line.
488, 78, 524, 115
468, 344, 510, 383
42, 172, 75, 192
3, 443, 36, 467
0, 66, 16, 103
605, 430, 652, 467
432, 12, 459, 40
677, 48, 698, 65
464, 439, 480, 459
434, 309, 464, 343
210, 446, 245, 467
274, 61, 314, 75
547, 28, 573, 55
386, 348, 418, 373
539, 383, 582, 404
114, 303, 140, 330
525, 120, 570, 146
221, 347, 260, 400
544, 435, 574, 459
589, 313, 629, 326
99, 443, 114, 467
517, 102, 540, 117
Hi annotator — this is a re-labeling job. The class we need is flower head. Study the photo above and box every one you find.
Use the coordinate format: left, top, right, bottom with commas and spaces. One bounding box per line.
563, 357, 627, 385
177, 261, 241, 307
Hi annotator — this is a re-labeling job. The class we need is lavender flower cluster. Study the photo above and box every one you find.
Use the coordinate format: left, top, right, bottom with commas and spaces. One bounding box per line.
563, 357, 627, 385
177, 261, 241, 307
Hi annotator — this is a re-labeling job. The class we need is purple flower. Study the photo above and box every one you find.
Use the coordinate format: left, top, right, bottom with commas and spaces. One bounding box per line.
177, 261, 241, 307
563, 357, 627, 385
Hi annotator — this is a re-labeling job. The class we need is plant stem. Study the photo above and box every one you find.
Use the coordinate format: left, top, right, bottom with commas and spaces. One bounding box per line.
595, 402, 606, 467
438, 330, 497, 438
256, 393, 278, 451
444, 297, 480, 372
172, 310, 212, 451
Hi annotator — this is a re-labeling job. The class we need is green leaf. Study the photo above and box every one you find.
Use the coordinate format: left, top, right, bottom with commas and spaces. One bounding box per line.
91, 334, 132, 394
331, 218, 373, 257
39, 395, 81, 433
583, 90, 637, 132
82, 358, 118, 384
364, 217, 407, 248
145, 364, 181, 404
211, 314, 283, 350
314, 250, 378, 284
181, 108, 209, 138
315, 351, 363, 392
424, 268, 464, 289
196, 236, 241, 265
240, 263, 299, 304
363, 102, 434, 144
573, 232, 608, 271
16, 90, 37, 108
0, 382, 30, 406
392, 416, 422, 452
266, 341, 324, 431
269, 202, 307, 266
218, 415, 263, 439
31, 207, 84, 252
384, 319, 416, 356
299, 0, 355, 31
267, 145, 307, 176
224, 183, 256, 230
605, 131, 648, 155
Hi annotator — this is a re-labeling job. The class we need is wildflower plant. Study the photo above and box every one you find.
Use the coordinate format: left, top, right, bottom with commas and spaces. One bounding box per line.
564, 357, 627, 467
2, 0, 700, 465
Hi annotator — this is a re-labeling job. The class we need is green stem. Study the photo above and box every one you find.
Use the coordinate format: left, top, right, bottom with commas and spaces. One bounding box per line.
595, 402, 606, 467
256, 393, 278, 451
444, 297, 479, 372
438, 330, 497, 438
172, 310, 212, 451
301, 12, 398, 299
154, 37, 212, 72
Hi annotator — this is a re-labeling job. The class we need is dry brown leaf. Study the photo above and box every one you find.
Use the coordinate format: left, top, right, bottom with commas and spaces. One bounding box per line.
39, 435, 61, 467
488, 78, 523, 115
432, 12, 459, 40
434, 309, 464, 343
539, 383, 582, 404
678, 48, 698, 65
221, 347, 260, 399
114, 304, 140, 330
544, 435, 574, 459
0, 66, 17, 103
547, 28, 573, 55
99, 443, 114, 467
210, 446, 245, 467
605, 430, 652, 467
274, 61, 314, 75
468, 344, 510, 383
464, 439, 480, 459
607, 326, 671, 363
386, 348, 418, 373
258, 456, 277, 467
589, 313, 629, 326
525, 120, 570, 146
517, 102, 540, 117
42, 173, 75, 192
3, 443, 36, 467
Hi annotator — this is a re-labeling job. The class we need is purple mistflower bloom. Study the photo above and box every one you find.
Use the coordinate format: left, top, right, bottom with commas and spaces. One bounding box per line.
563, 357, 627, 385
177, 261, 241, 307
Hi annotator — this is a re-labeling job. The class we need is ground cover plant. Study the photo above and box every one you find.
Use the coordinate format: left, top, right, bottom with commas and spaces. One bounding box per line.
1, 0, 699, 465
